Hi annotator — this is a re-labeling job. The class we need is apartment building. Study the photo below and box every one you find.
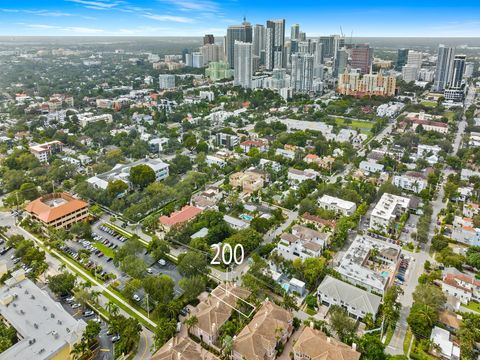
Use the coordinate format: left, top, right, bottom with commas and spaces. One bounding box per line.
152, 336, 219, 360
441, 271, 480, 305
318, 194, 357, 216
216, 132, 240, 149
287, 168, 318, 183
369, 193, 410, 232
230, 169, 266, 193
392, 171, 428, 194
159, 205, 203, 231
276, 224, 330, 261
29, 140, 63, 163
25, 192, 89, 230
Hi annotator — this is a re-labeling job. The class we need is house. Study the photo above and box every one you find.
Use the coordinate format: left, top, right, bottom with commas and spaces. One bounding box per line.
441, 271, 480, 304
25, 192, 89, 231
392, 171, 428, 194
317, 275, 382, 320
206, 155, 227, 168
359, 160, 385, 174
239, 139, 268, 153
258, 158, 281, 172
230, 169, 266, 194
417, 144, 441, 158
301, 213, 337, 230
460, 168, 480, 181
232, 301, 293, 360
151, 336, 219, 360
275, 148, 296, 160
216, 133, 239, 149
463, 202, 480, 218
292, 326, 361, 360
335, 235, 401, 295
188, 284, 250, 347
159, 205, 202, 231
276, 225, 329, 261
451, 216, 480, 246
318, 195, 357, 216
0, 270, 86, 360
287, 168, 318, 183
223, 215, 249, 230
148, 137, 169, 153
369, 193, 410, 232
430, 326, 460, 360
455, 186, 473, 202
303, 154, 335, 170
191, 186, 223, 210
29, 140, 63, 162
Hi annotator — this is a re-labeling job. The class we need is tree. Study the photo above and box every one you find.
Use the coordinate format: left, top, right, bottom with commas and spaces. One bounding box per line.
177, 251, 209, 277
144, 274, 175, 304
301, 257, 326, 291
184, 315, 198, 331
359, 334, 387, 360
407, 303, 437, 339
458, 312, 480, 360
178, 276, 206, 302
222, 335, 234, 355
120, 256, 147, 279
107, 179, 128, 197
18, 182, 39, 201
114, 317, 142, 357
48, 272, 76, 296
129, 164, 156, 189
412, 284, 446, 311
154, 318, 177, 348
84, 320, 101, 347
466, 246, 480, 269
328, 305, 356, 343
250, 217, 271, 234
148, 237, 170, 261
70, 222, 92, 239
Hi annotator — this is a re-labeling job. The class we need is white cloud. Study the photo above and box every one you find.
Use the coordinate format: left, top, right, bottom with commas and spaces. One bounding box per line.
157, 0, 219, 13
24, 23, 104, 34
143, 14, 194, 23
66, 0, 121, 10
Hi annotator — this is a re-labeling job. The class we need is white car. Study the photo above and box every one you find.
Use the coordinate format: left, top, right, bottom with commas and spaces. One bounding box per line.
146, 268, 153, 274
158, 259, 166, 266
71, 303, 81, 309
133, 294, 141, 302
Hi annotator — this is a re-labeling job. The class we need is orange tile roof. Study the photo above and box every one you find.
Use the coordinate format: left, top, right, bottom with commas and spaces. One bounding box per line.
159, 205, 202, 227
25, 192, 88, 223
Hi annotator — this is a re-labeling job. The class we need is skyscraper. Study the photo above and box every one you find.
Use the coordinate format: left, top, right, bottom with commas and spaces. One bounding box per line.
234, 41, 253, 88
395, 49, 409, 71
407, 51, 423, 69
351, 44, 373, 75
314, 42, 323, 66
226, 20, 252, 68
451, 54, 466, 89
291, 53, 314, 93
319, 35, 344, 59
334, 48, 348, 77
203, 34, 214, 45
253, 24, 266, 60
291, 24, 300, 41
433, 44, 454, 92
265, 19, 285, 70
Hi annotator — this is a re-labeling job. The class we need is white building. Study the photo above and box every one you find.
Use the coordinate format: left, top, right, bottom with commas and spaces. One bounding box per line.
287, 168, 318, 183
223, 215, 249, 230
276, 225, 329, 261
441, 270, 480, 305
206, 155, 227, 168
318, 195, 357, 216
29, 140, 63, 163
402, 64, 418, 82
430, 326, 461, 360
77, 113, 113, 127
392, 171, 428, 194
359, 160, 384, 174
159, 74, 176, 90
369, 193, 410, 232
461, 168, 480, 181
233, 41, 252, 89
275, 148, 296, 160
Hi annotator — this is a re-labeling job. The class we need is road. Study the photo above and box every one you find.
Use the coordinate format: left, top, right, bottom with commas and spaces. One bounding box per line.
386, 85, 475, 356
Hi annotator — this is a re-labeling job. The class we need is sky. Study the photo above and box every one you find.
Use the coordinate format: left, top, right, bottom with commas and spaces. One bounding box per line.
0, 0, 479, 37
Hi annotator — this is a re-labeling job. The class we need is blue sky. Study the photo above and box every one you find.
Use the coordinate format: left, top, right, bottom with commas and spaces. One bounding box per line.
0, 0, 479, 37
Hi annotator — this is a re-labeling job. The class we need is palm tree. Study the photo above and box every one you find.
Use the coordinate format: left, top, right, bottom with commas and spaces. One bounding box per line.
106, 301, 119, 319
184, 315, 198, 333
222, 335, 234, 357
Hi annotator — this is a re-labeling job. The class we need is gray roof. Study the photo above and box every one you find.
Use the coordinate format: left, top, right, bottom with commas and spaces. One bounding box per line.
317, 275, 381, 315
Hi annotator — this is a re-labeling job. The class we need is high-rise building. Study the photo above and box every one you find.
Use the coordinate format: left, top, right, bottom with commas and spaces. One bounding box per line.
337, 71, 396, 97
334, 48, 348, 77
319, 35, 344, 59
407, 51, 422, 69
402, 64, 418, 83
314, 42, 323, 67
433, 44, 454, 92
205, 61, 234, 81
226, 20, 252, 68
395, 49, 409, 71
291, 53, 314, 93
291, 24, 300, 41
451, 54, 466, 89
192, 52, 204, 68
234, 41, 253, 88
351, 44, 373, 75
159, 74, 176, 90
203, 34, 215, 45
265, 19, 285, 70
253, 24, 266, 61
465, 62, 474, 78
271, 68, 287, 89
200, 44, 223, 64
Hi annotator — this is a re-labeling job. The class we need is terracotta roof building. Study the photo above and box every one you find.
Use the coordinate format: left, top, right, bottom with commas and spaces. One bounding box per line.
25, 192, 89, 230
232, 300, 293, 360
151, 336, 219, 360
159, 205, 203, 230
293, 326, 361, 360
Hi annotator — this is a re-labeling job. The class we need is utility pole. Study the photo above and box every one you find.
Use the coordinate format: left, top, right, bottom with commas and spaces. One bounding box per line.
146, 293, 150, 318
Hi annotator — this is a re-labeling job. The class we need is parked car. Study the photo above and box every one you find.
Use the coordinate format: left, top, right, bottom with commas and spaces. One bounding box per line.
83, 310, 95, 317
71, 303, 81, 309
158, 259, 166, 266
111, 335, 121, 343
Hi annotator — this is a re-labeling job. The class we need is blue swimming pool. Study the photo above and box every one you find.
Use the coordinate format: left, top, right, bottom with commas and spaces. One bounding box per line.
381, 271, 390, 278
240, 214, 253, 221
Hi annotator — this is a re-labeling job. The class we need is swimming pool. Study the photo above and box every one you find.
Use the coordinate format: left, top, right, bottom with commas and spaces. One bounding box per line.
380, 271, 390, 278
240, 214, 253, 221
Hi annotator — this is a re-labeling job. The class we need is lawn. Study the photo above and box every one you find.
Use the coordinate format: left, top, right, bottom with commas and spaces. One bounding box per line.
443, 111, 456, 121
334, 117, 374, 132
421, 101, 437, 108
93, 241, 115, 258
465, 301, 480, 313
403, 327, 413, 355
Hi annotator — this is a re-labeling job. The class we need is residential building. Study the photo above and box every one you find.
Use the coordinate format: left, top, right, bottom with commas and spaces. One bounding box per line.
433, 45, 455, 92
395, 48, 409, 71
252, 24, 265, 58
291, 53, 314, 93
205, 61, 234, 81
232, 301, 293, 360
230, 169, 265, 194
333, 48, 348, 77
335, 235, 402, 295
369, 193, 411, 232
417, 144, 442, 158
151, 336, 219, 360
451, 216, 480, 246
239, 139, 268, 152
276, 224, 330, 261
233, 41, 253, 88
359, 160, 385, 174
430, 326, 461, 360
77, 113, 113, 127
287, 168, 318, 183
29, 140, 63, 163
191, 186, 223, 210
392, 171, 428, 194
463, 202, 480, 218
318, 35, 344, 59
203, 34, 214, 45
301, 213, 337, 230
216, 133, 240, 149
450, 54, 466, 89
293, 326, 361, 360
317, 275, 382, 320
337, 71, 396, 97
275, 148, 296, 160
223, 215, 249, 230
205, 155, 227, 168
460, 168, 480, 181
0, 270, 86, 360
87, 158, 169, 190
265, 19, 285, 70
25, 192, 89, 231
148, 137, 169, 153
159, 74, 175, 89
188, 284, 250, 347
350, 44, 373, 75
318, 194, 357, 216
441, 270, 480, 304
226, 20, 252, 68
200, 44, 223, 64
402, 64, 418, 82
159, 205, 202, 231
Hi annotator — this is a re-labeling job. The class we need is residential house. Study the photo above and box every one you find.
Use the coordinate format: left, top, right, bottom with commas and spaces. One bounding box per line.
276, 224, 330, 261
223, 215, 249, 230
287, 168, 318, 183
151, 336, 219, 360
461, 168, 480, 181
206, 155, 227, 168
317, 275, 382, 320
292, 326, 361, 360
159, 205, 202, 231
430, 326, 460, 360
232, 301, 293, 360
301, 213, 337, 230
191, 186, 223, 210
230, 169, 266, 194
318, 195, 357, 216
359, 160, 385, 174
239, 139, 268, 153
463, 202, 480, 218
275, 148, 296, 160
392, 171, 428, 194
451, 216, 480, 246
441, 271, 480, 304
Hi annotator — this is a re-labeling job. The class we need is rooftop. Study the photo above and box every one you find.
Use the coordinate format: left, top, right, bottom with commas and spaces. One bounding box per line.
25, 192, 88, 223
159, 205, 202, 227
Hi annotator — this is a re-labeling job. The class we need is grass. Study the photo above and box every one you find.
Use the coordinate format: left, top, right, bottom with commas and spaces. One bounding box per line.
465, 301, 480, 313
443, 111, 456, 121
384, 326, 395, 346
305, 307, 316, 316
421, 101, 437, 108
334, 117, 374, 132
403, 327, 413, 356
93, 241, 115, 259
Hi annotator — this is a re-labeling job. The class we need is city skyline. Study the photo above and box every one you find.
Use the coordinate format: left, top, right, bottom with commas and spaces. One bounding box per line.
0, 0, 480, 37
